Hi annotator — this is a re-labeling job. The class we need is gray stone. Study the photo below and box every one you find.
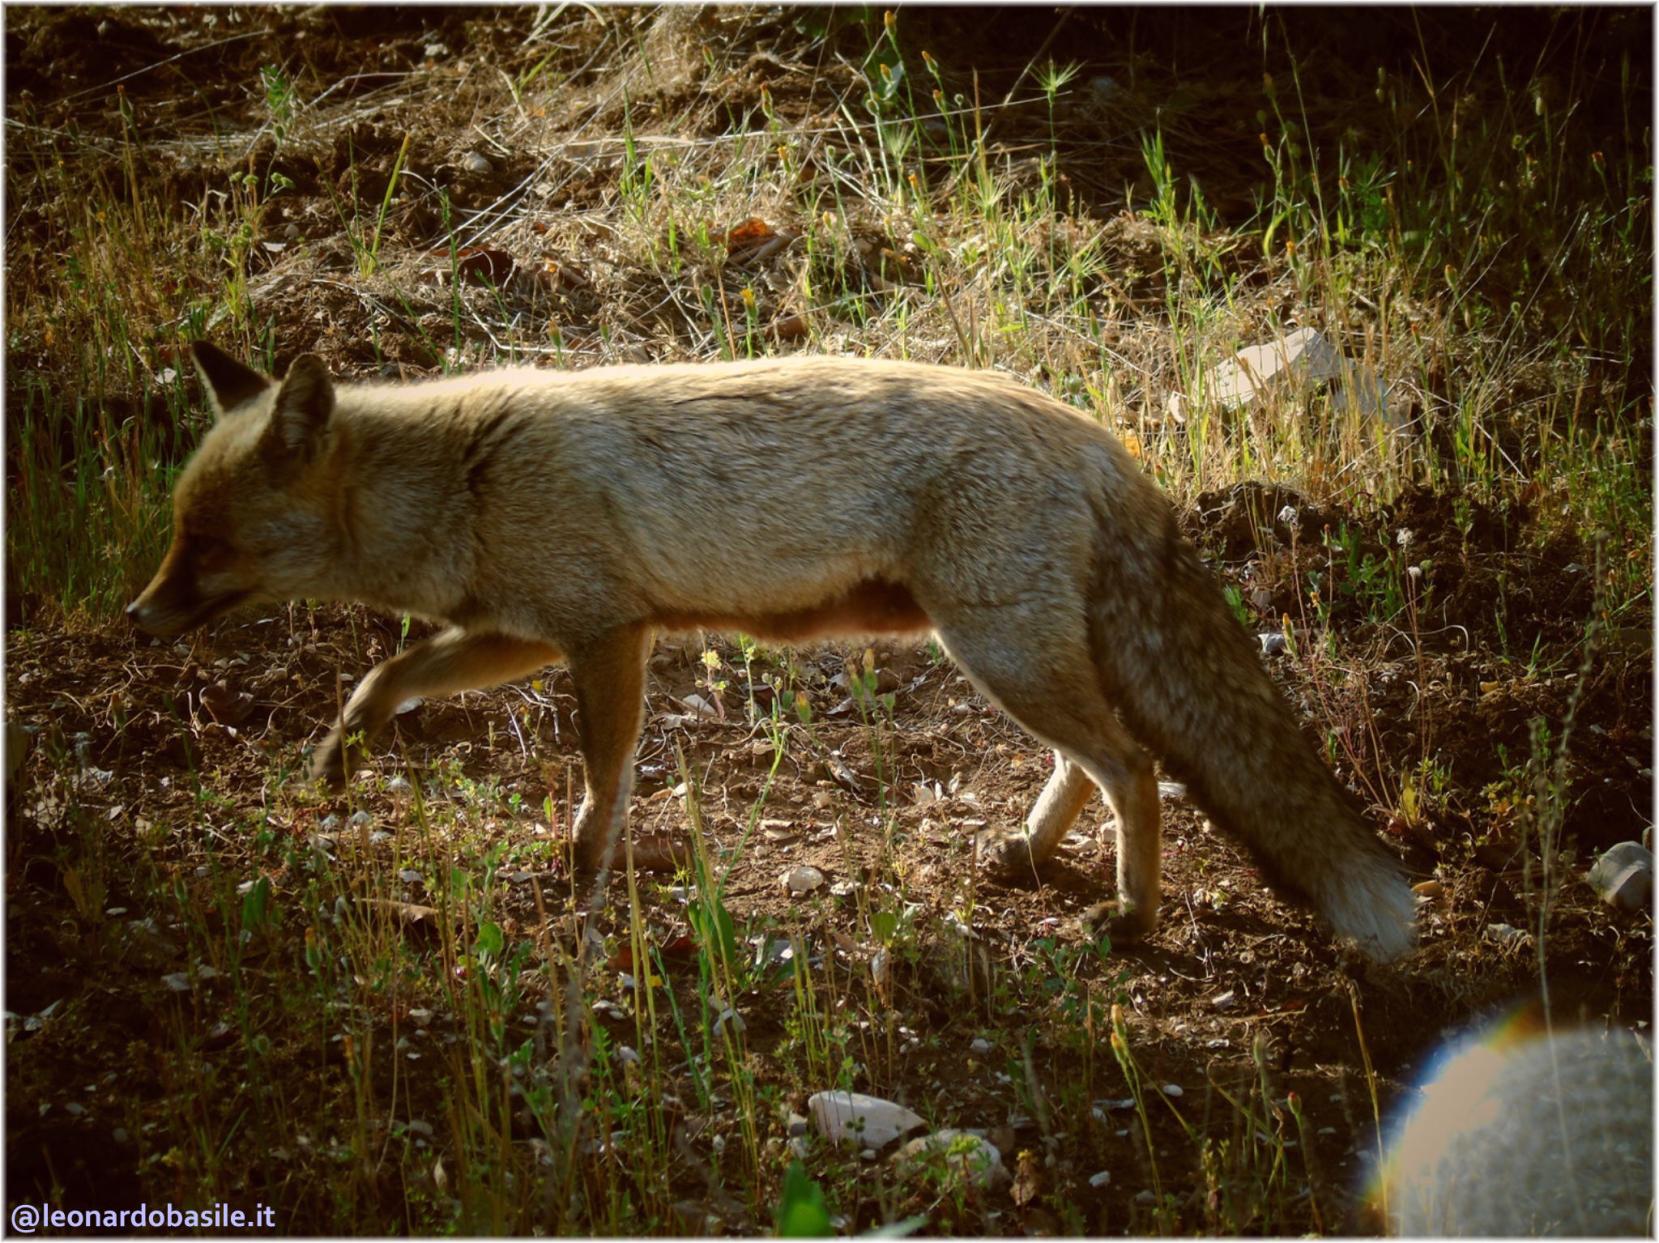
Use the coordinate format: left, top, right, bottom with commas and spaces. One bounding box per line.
1207, 327, 1341, 409
1588, 842, 1653, 912
895, 1128, 1006, 1189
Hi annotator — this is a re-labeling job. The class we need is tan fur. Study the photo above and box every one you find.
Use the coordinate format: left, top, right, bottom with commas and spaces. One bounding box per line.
129, 344, 1416, 960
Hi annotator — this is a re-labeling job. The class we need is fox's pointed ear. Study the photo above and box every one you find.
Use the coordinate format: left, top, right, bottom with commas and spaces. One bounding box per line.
263, 353, 335, 468
190, 341, 272, 417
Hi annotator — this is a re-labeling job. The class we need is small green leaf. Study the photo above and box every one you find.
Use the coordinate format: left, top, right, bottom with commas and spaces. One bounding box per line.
474, 920, 505, 961
776, 1161, 831, 1237
240, 875, 272, 934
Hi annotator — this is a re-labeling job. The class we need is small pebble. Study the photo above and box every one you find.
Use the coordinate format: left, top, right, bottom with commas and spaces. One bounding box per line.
783, 865, 825, 895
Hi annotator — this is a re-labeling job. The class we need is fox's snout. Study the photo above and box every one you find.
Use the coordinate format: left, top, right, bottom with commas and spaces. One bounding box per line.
125, 574, 191, 637
127, 535, 194, 637
125, 593, 172, 636
126, 534, 254, 638
125, 579, 250, 637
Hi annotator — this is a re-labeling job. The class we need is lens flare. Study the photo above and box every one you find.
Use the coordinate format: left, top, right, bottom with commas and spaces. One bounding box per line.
1373, 1014, 1652, 1236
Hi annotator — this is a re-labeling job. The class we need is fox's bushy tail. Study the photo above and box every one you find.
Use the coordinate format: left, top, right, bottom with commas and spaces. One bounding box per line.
1096, 505, 1416, 961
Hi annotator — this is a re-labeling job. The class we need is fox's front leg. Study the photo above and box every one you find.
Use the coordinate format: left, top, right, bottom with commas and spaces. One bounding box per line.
565, 623, 653, 872
312, 629, 561, 785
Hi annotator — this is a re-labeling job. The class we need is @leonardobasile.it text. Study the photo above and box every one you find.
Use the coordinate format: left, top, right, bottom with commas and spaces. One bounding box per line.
10, 1200, 276, 1232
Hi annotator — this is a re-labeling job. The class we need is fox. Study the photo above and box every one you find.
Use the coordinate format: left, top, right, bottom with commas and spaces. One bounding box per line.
127, 343, 1416, 960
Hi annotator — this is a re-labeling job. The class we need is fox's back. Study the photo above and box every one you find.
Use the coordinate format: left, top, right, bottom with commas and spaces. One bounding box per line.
349, 356, 1110, 450
344, 355, 1142, 522
327, 356, 1158, 622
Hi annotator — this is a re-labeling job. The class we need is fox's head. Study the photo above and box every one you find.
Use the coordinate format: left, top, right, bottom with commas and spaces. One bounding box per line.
127, 343, 342, 637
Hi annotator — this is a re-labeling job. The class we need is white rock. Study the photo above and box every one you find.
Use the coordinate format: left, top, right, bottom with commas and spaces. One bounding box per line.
895, 1129, 1005, 1189
680, 692, 718, 719
1588, 842, 1653, 912
1483, 922, 1528, 948
783, 865, 825, 895
1089, 1169, 1112, 1188
461, 151, 493, 175
1208, 326, 1342, 409
970, 1037, 993, 1055
808, 1090, 924, 1149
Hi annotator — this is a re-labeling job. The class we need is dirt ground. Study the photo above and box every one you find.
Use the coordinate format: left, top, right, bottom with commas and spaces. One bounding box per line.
4, 5, 1651, 1236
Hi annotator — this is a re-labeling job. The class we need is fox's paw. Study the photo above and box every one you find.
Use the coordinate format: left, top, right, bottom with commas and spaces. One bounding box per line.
975, 830, 1043, 881
1081, 900, 1155, 947
570, 804, 611, 874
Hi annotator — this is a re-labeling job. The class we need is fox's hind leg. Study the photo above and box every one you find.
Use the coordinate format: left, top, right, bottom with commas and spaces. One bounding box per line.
934, 606, 1163, 942
566, 623, 653, 873
312, 629, 561, 786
